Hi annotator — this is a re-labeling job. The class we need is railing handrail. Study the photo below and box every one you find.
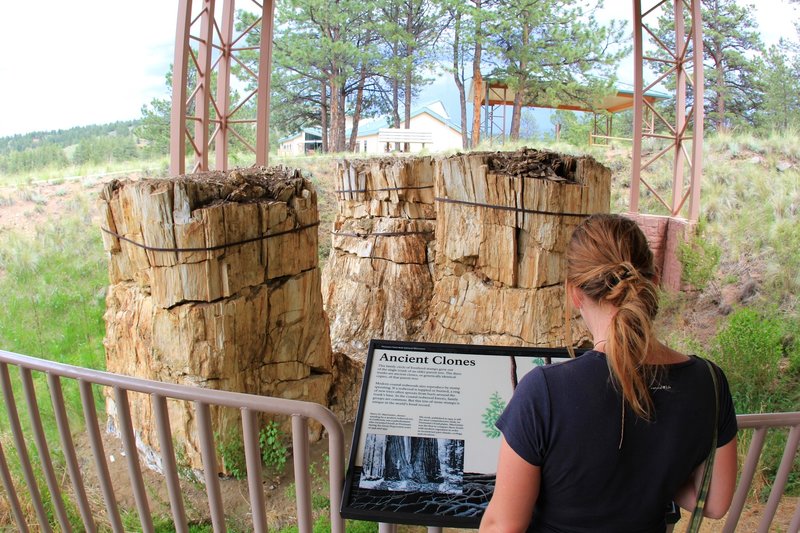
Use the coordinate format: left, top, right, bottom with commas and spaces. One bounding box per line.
0, 349, 338, 421
736, 411, 800, 428
0, 348, 345, 533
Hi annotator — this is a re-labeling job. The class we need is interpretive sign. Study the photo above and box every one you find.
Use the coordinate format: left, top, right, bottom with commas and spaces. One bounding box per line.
341, 339, 575, 528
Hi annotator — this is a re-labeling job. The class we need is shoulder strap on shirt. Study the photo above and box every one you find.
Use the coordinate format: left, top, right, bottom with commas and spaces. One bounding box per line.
686, 357, 720, 533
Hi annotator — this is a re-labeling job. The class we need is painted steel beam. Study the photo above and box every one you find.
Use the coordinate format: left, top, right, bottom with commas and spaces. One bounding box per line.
170, 0, 274, 174
631, 0, 704, 222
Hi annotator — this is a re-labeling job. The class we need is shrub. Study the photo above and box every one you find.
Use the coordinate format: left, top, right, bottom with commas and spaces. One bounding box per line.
260, 420, 288, 470
677, 231, 721, 291
711, 309, 800, 497
215, 430, 247, 480
712, 308, 786, 414
766, 219, 800, 298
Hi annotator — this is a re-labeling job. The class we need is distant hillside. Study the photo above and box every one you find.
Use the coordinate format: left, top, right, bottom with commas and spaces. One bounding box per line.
0, 120, 154, 176
0, 120, 142, 154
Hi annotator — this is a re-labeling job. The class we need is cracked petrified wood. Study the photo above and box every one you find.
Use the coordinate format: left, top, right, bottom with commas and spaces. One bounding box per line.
323, 150, 610, 421
322, 157, 436, 355
423, 148, 610, 346
98, 166, 333, 472
322, 157, 436, 421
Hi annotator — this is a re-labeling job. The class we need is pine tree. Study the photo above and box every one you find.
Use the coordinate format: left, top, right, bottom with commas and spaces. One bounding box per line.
755, 41, 800, 132
272, 0, 380, 152
489, 0, 628, 140
375, 1, 446, 137
651, 0, 764, 131
439, 0, 471, 148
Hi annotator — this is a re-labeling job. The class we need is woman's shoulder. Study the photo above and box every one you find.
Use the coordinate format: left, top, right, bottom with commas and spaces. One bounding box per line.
528, 350, 608, 384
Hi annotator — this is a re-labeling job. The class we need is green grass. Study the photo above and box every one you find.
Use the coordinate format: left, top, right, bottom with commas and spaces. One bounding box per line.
0, 195, 108, 528
0, 156, 170, 187
0, 205, 107, 432
0, 204, 107, 370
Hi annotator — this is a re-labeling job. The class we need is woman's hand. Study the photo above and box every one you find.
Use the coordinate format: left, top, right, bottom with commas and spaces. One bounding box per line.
479, 437, 541, 533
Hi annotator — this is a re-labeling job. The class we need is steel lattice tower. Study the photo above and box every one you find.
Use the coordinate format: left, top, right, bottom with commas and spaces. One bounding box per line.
170, 0, 275, 175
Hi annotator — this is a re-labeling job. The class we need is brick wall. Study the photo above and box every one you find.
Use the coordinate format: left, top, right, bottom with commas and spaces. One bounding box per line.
626, 213, 696, 291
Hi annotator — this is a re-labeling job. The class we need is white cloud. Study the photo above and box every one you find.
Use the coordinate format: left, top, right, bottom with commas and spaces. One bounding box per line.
753, 0, 798, 47
0, 0, 175, 137
1, 1, 797, 138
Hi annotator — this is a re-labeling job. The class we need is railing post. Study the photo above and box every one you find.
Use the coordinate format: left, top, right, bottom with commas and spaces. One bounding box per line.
243, 409, 268, 533
757, 425, 800, 533
152, 394, 189, 533
0, 362, 52, 532
79, 379, 124, 532
20, 368, 72, 532
0, 438, 29, 533
293, 415, 313, 533
196, 401, 226, 532
47, 373, 96, 531
723, 427, 767, 533
114, 387, 154, 533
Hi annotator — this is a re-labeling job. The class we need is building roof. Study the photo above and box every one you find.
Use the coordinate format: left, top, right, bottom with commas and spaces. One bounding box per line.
279, 101, 462, 144
278, 127, 322, 144
467, 79, 670, 114
349, 101, 462, 137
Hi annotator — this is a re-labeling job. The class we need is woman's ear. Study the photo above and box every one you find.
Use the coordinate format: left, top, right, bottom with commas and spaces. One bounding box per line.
567, 283, 583, 310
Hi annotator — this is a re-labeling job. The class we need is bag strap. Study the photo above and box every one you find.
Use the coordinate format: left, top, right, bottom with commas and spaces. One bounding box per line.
686, 358, 720, 533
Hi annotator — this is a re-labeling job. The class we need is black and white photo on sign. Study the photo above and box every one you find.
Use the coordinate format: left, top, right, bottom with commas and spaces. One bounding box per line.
359, 433, 465, 494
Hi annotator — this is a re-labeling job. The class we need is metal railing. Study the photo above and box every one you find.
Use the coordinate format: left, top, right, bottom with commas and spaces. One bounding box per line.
0, 349, 345, 533
0, 348, 799, 532
724, 412, 800, 533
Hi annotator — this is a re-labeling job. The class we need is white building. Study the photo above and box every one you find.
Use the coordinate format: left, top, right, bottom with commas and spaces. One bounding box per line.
277, 127, 323, 156
277, 101, 463, 156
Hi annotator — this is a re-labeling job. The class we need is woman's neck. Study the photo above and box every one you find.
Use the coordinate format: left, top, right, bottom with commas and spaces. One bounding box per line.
644, 340, 690, 365
580, 297, 688, 364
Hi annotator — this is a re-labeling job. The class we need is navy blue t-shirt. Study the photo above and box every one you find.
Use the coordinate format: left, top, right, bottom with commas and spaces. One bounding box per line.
495, 351, 737, 533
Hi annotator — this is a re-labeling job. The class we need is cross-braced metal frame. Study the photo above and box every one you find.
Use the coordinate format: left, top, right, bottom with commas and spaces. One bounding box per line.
170, 0, 275, 175
169, 1, 706, 223
632, 0, 704, 222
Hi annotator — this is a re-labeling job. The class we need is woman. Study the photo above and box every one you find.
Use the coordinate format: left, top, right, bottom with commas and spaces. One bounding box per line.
480, 214, 737, 533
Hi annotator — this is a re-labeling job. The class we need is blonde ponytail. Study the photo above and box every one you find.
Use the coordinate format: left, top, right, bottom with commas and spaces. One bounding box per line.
566, 215, 659, 419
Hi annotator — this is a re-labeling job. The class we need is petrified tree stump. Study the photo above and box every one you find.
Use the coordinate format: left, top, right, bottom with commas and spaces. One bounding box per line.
423, 149, 610, 346
98, 166, 333, 472
323, 149, 611, 419
322, 157, 436, 421
323, 157, 436, 353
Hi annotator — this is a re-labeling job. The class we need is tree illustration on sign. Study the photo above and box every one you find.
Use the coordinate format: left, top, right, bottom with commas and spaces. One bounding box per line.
482, 391, 506, 438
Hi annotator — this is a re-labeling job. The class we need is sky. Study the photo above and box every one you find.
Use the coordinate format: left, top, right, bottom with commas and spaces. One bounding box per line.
0, 0, 798, 138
